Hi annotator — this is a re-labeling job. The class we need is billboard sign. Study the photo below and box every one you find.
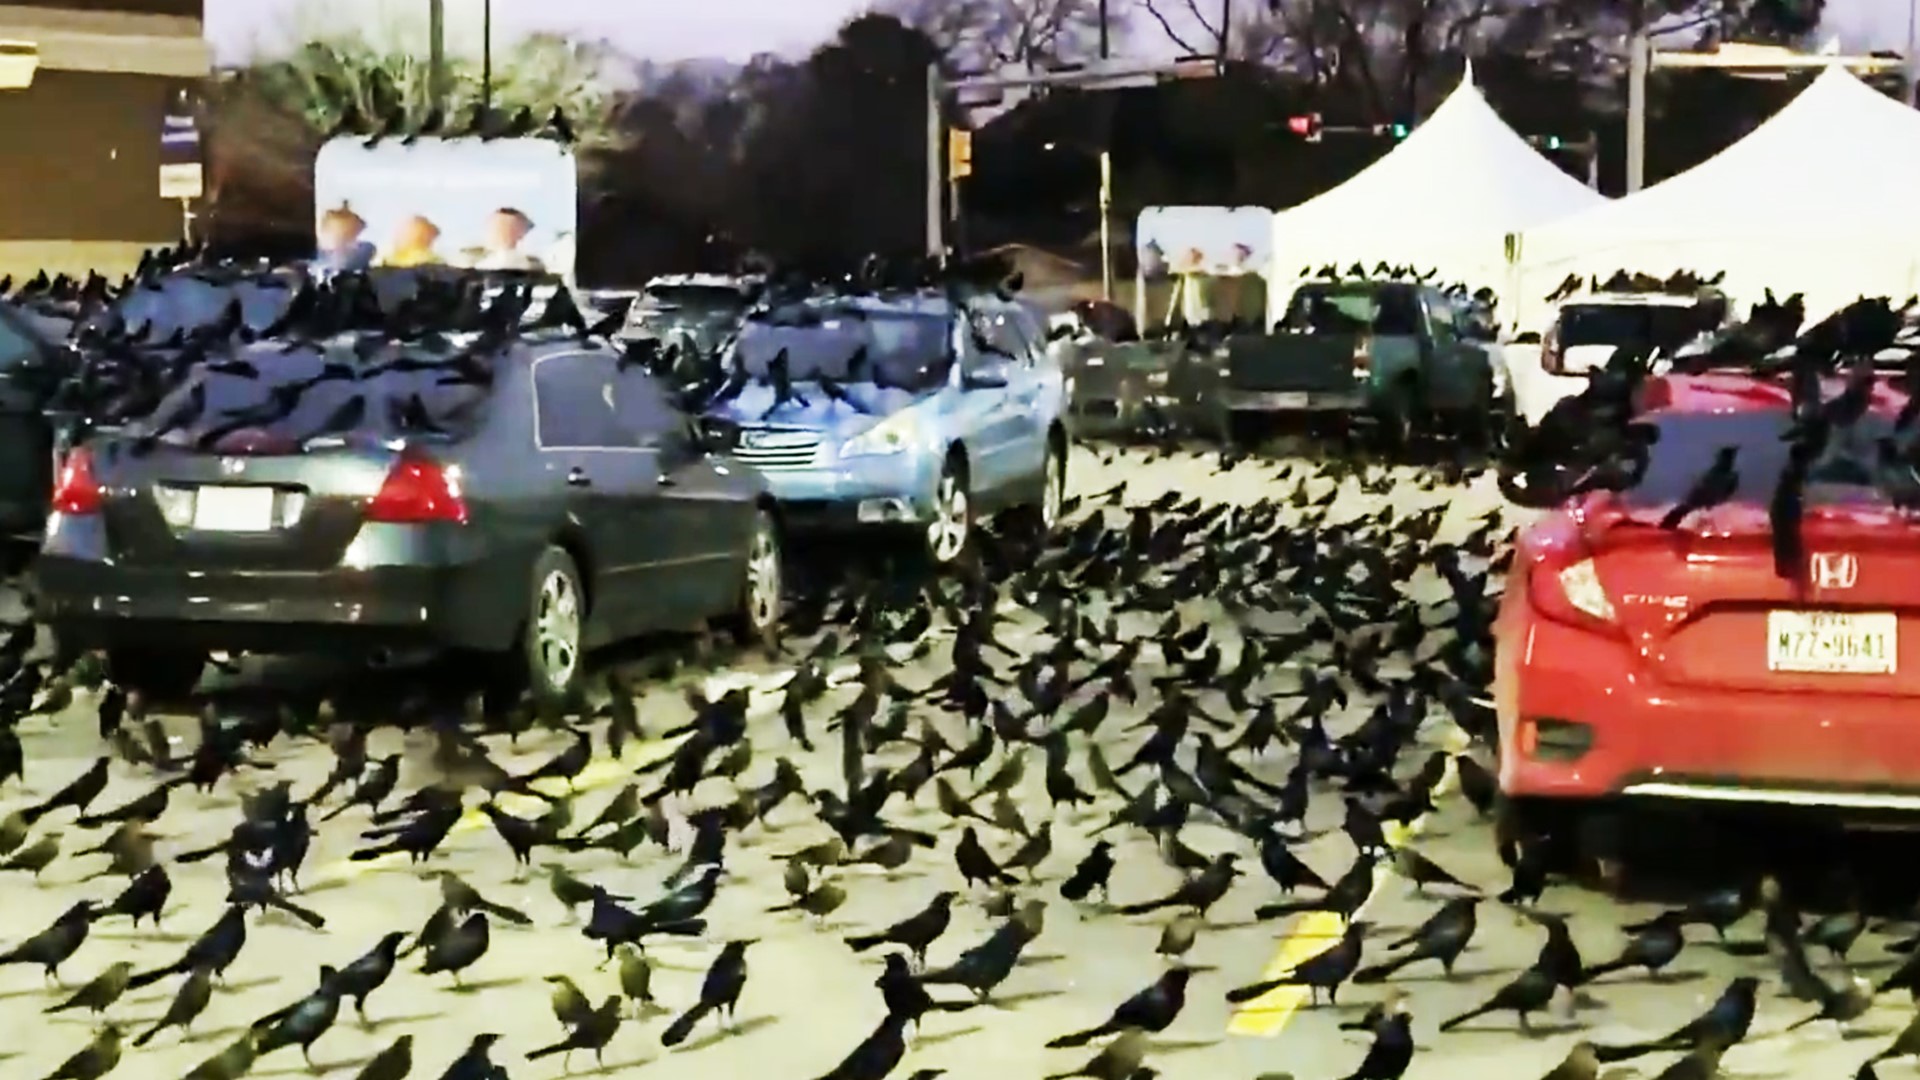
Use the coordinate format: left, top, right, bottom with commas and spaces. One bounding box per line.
312, 137, 579, 282
1134, 205, 1273, 278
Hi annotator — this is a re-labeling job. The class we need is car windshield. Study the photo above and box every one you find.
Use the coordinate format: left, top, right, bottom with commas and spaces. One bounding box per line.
1620, 410, 1900, 509
1560, 303, 1714, 353
137, 346, 491, 446
733, 308, 952, 392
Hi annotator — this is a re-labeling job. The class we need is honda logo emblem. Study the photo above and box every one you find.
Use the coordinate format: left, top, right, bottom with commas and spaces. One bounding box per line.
1810, 552, 1858, 589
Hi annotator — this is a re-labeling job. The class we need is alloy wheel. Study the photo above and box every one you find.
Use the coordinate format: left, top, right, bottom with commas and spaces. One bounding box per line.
1039, 449, 1063, 532
533, 569, 582, 692
745, 518, 782, 631
927, 471, 970, 563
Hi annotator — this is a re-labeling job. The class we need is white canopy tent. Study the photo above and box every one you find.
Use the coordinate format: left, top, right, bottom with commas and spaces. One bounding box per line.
1512, 67, 1920, 331
1267, 65, 1606, 323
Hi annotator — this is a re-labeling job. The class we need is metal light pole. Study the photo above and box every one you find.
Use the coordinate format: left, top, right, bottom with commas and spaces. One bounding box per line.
924, 59, 1215, 263
427, 0, 446, 109
1907, 0, 1918, 107
481, 0, 493, 114
1097, 0, 1110, 59
1625, 32, 1648, 192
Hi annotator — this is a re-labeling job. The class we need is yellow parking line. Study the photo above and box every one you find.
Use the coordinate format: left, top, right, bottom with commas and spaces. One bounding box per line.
1227, 726, 1472, 1038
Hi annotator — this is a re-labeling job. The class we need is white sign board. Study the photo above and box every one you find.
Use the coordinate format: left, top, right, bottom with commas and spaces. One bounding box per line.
159, 162, 203, 199
1135, 205, 1274, 278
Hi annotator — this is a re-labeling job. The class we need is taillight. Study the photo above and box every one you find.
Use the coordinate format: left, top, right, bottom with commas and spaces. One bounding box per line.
1540, 326, 1564, 375
1351, 335, 1371, 377
366, 456, 468, 524
51, 446, 103, 516
1527, 555, 1621, 635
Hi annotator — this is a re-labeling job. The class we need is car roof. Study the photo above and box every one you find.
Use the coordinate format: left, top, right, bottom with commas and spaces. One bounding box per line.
1637, 371, 1911, 418
646, 273, 758, 291
755, 291, 962, 320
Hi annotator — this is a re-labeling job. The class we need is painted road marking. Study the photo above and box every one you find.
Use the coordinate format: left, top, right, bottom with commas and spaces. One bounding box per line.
314, 658, 872, 883
1227, 725, 1473, 1037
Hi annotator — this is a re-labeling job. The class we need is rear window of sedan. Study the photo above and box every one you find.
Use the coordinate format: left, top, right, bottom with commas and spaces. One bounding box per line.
138, 344, 491, 446
1621, 410, 1900, 508
1559, 303, 1714, 353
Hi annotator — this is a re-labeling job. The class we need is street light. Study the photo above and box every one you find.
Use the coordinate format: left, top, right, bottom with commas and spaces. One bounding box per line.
1626, 40, 1903, 192
925, 58, 1217, 259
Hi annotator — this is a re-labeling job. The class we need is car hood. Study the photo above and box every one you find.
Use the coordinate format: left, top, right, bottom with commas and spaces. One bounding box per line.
707, 380, 930, 431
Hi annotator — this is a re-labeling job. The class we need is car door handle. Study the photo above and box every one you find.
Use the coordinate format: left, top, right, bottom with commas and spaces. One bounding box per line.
565, 467, 591, 488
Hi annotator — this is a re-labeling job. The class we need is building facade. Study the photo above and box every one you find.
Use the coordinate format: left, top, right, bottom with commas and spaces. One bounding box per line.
0, 1, 208, 278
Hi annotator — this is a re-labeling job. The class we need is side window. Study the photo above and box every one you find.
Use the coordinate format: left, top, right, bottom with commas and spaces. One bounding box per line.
1424, 293, 1458, 345
612, 368, 688, 446
0, 312, 37, 370
532, 352, 630, 449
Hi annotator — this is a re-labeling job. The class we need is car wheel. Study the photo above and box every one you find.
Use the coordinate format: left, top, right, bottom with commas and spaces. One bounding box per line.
723, 508, 783, 654
924, 458, 973, 566
105, 646, 205, 702
1375, 393, 1415, 453
1005, 440, 1065, 540
520, 547, 586, 706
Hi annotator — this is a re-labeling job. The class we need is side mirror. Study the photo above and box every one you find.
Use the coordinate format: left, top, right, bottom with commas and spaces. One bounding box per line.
963, 364, 1010, 390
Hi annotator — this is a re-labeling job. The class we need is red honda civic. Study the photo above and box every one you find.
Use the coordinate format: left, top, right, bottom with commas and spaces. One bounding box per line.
1495, 372, 1920, 851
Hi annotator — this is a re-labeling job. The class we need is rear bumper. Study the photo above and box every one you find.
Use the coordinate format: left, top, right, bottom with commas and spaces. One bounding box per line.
1496, 603, 1920, 808
1220, 388, 1368, 412
30, 556, 523, 655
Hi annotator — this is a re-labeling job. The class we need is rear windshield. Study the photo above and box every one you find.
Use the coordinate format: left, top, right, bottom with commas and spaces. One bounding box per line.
640, 284, 749, 312
1621, 410, 1899, 508
1279, 285, 1420, 335
1559, 303, 1715, 352
732, 308, 952, 392
135, 344, 490, 447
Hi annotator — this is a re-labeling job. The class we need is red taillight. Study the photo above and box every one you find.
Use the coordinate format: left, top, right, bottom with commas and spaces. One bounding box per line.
1351, 335, 1371, 375
1539, 326, 1564, 375
1526, 554, 1622, 637
366, 456, 468, 524
51, 446, 103, 516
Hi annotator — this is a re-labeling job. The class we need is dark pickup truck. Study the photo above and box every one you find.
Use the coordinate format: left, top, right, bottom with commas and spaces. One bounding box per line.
1219, 280, 1503, 447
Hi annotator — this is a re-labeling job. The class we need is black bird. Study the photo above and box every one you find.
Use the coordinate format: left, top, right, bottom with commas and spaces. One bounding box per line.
1437, 963, 1560, 1033
439, 1033, 509, 1080
1658, 446, 1740, 529
814, 1011, 911, 1080
0, 900, 97, 982
1340, 1010, 1414, 1080
1060, 841, 1115, 902
1118, 853, 1238, 916
334, 931, 407, 1023
420, 913, 490, 986
1581, 912, 1686, 983
127, 905, 247, 989
661, 939, 752, 1046
1047, 967, 1192, 1048
134, 965, 214, 1046
845, 891, 956, 967
1591, 975, 1759, 1062
954, 826, 1016, 888
1354, 897, 1477, 982
252, 969, 343, 1068
1226, 920, 1366, 1006
22, 756, 110, 823
527, 994, 622, 1069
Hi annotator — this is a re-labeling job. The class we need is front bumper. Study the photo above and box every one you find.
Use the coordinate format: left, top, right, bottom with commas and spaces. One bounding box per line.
1496, 607, 1920, 808
758, 452, 943, 531
31, 556, 523, 655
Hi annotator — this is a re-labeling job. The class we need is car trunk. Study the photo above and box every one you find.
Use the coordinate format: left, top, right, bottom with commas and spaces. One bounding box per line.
93, 433, 426, 573
1586, 500, 1920, 696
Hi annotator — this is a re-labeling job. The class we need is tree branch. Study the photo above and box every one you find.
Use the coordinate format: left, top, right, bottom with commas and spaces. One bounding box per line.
1139, 0, 1206, 54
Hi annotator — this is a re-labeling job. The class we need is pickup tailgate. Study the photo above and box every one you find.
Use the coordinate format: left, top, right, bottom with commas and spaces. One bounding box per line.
1224, 334, 1359, 393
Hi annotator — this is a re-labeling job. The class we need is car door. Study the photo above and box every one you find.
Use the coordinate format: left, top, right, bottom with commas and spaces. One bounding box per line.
956, 305, 1026, 494
1419, 290, 1472, 412
531, 349, 664, 644
0, 305, 54, 537
612, 366, 743, 623
1000, 306, 1052, 482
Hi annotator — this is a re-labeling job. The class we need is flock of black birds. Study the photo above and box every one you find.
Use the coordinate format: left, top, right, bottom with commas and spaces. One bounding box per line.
0, 247, 1918, 1080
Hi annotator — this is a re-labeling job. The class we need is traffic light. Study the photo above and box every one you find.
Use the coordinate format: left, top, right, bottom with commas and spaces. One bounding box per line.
1287, 113, 1322, 143
947, 128, 973, 179
1389, 122, 1410, 139
1542, 134, 1563, 150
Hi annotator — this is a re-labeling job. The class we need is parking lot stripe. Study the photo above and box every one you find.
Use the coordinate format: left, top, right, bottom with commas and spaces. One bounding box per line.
1227, 728, 1469, 1037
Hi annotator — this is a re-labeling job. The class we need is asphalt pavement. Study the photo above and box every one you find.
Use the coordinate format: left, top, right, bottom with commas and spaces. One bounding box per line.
0, 442, 1905, 1080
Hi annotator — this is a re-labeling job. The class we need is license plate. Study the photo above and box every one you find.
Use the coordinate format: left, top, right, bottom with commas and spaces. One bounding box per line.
1767, 611, 1897, 674
1267, 392, 1312, 408
191, 486, 275, 532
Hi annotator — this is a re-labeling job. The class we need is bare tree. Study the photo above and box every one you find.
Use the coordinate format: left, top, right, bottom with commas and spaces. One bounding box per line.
882, 0, 1119, 70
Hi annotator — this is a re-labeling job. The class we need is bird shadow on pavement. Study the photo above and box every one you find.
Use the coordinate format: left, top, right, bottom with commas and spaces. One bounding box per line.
1015, 953, 1069, 968
988, 988, 1069, 1007
213, 976, 280, 995
91, 929, 199, 944
1143, 1038, 1218, 1054
365, 1010, 448, 1029
561, 1053, 657, 1078
915, 1024, 983, 1046
254, 1052, 381, 1077
1378, 966, 1522, 984
677, 1014, 778, 1051
257, 910, 329, 935
1585, 969, 1710, 988
445, 976, 525, 994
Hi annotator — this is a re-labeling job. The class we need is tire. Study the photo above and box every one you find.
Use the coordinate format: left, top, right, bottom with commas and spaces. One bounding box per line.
1005, 438, 1065, 541
1374, 389, 1416, 453
105, 646, 205, 702
517, 546, 587, 707
720, 507, 783, 654
923, 456, 973, 566
1222, 411, 1263, 449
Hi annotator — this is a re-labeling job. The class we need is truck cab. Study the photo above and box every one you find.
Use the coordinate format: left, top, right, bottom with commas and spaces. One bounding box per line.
702, 290, 1069, 565
1220, 280, 1501, 447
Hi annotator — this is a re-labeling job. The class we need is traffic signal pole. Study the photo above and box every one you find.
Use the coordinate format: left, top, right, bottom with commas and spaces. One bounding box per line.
923, 59, 1216, 263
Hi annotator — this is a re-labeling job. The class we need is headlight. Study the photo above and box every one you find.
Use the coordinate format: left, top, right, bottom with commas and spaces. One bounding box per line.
1143, 371, 1169, 388
841, 412, 920, 457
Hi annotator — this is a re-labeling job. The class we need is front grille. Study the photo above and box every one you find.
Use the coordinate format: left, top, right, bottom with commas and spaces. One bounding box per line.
733, 428, 823, 472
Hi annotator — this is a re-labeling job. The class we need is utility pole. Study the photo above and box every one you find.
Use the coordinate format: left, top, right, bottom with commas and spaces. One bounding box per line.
481, 0, 493, 114
1625, 31, 1647, 193
924, 63, 943, 259
1098, 0, 1110, 59
427, 0, 446, 109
